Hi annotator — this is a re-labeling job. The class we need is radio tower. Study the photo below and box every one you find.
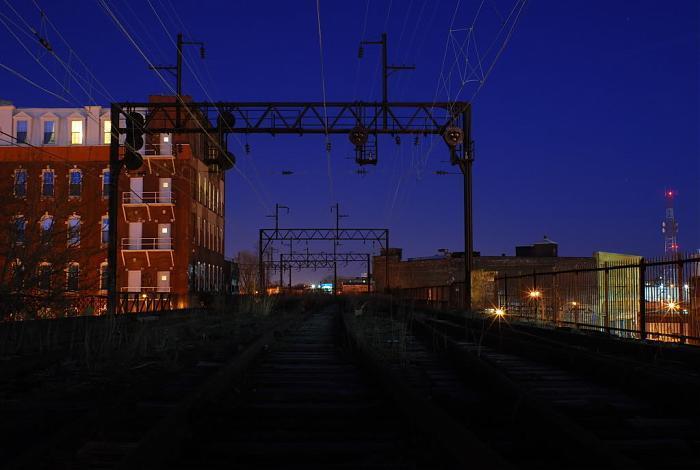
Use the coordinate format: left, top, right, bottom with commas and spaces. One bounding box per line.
662, 189, 679, 254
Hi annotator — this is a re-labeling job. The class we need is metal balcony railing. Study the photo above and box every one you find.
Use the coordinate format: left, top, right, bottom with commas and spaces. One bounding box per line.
119, 286, 172, 293
122, 191, 175, 204
141, 143, 174, 157
121, 237, 173, 250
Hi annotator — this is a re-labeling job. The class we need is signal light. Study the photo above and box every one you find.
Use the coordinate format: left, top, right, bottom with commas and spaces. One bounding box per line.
123, 112, 144, 170
217, 111, 235, 131
348, 126, 369, 147
443, 126, 464, 147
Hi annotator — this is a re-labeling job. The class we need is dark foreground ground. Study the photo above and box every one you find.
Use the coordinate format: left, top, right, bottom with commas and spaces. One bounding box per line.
2, 295, 700, 469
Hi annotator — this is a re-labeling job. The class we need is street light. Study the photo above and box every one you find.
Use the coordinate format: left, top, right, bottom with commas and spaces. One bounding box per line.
528, 290, 542, 299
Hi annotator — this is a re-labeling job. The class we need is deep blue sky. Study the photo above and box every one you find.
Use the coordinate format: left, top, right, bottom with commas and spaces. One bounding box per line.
1, 0, 698, 281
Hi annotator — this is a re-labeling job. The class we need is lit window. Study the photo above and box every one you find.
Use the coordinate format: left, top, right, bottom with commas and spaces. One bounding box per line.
103, 120, 111, 144
69, 169, 82, 197
102, 169, 110, 197
38, 263, 51, 290
42, 169, 55, 197
13, 215, 26, 245
13, 169, 27, 198
66, 263, 79, 291
43, 121, 56, 144
101, 215, 109, 245
71, 120, 83, 144
40, 214, 54, 244
67, 215, 80, 247
161, 227, 168, 234
16, 120, 27, 143
99, 262, 109, 291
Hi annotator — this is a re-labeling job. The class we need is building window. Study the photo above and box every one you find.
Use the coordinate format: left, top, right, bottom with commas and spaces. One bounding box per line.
43, 120, 56, 144
67, 215, 80, 247
13, 169, 27, 198
101, 215, 109, 245
40, 214, 54, 244
99, 262, 109, 291
103, 120, 111, 144
71, 120, 83, 144
38, 263, 51, 290
13, 215, 26, 245
66, 263, 79, 291
102, 169, 110, 197
42, 169, 55, 197
16, 120, 28, 143
69, 169, 82, 197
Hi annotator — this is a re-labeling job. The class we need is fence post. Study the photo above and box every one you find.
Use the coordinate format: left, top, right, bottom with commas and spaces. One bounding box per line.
532, 269, 538, 321
604, 262, 610, 334
639, 258, 647, 340
677, 255, 686, 344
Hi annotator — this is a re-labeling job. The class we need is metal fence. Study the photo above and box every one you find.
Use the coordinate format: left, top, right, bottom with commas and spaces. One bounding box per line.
390, 254, 700, 345
497, 254, 700, 344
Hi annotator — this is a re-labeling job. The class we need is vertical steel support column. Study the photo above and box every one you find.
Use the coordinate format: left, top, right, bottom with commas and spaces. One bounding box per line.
258, 230, 264, 296
367, 254, 371, 293
385, 232, 390, 293
381, 32, 388, 130
639, 258, 647, 340
288, 242, 292, 289
175, 33, 183, 129
461, 108, 473, 312
503, 274, 508, 311
279, 253, 283, 291
107, 104, 120, 316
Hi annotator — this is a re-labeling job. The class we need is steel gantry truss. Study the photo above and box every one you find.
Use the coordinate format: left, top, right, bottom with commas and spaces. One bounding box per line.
267, 252, 372, 293
107, 99, 472, 314
259, 228, 388, 295
112, 101, 468, 135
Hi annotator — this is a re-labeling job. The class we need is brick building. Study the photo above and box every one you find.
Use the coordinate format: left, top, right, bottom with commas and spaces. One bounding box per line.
373, 238, 594, 309
0, 98, 226, 318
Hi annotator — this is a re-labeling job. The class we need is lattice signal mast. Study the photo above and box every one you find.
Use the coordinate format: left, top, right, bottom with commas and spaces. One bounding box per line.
662, 189, 679, 253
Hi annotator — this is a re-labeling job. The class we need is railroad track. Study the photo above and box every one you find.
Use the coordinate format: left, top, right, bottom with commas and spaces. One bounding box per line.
3, 311, 297, 470
5, 306, 476, 469
134, 309, 472, 469
407, 311, 700, 469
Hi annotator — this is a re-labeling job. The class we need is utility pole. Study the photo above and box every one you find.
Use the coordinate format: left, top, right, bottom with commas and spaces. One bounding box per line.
458, 108, 474, 312
359, 33, 415, 129
149, 32, 205, 128
331, 203, 348, 295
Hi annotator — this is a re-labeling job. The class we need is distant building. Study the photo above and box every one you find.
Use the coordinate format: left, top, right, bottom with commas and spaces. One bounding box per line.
373, 238, 593, 310
0, 97, 226, 318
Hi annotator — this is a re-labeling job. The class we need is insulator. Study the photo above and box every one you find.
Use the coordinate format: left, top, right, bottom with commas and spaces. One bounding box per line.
358, 45, 364, 58
414, 136, 419, 146
395, 136, 401, 145
326, 141, 332, 152
245, 143, 250, 154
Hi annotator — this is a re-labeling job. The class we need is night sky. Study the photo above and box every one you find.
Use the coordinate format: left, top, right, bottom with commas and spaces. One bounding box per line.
1, 0, 698, 283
